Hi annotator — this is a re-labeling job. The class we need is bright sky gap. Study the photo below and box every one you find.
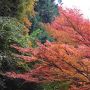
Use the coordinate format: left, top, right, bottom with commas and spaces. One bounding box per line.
55, 0, 90, 19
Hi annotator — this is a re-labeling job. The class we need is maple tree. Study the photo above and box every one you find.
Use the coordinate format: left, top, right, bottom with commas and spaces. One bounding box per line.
44, 7, 90, 46
6, 41, 90, 89
5, 7, 90, 90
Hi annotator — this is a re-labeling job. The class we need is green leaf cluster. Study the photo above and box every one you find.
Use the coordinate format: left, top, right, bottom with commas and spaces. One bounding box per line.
29, 28, 54, 47
0, 17, 31, 50
34, 0, 59, 23
37, 81, 70, 90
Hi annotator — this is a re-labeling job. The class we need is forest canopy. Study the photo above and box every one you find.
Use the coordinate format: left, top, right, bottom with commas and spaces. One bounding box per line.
0, 0, 90, 90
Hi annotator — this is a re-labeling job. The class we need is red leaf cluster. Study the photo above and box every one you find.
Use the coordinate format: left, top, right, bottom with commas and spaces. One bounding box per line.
6, 7, 90, 89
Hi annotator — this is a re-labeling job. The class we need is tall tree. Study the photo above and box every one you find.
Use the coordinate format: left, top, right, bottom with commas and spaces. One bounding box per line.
34, 0, 62, 23
0, 0, 36, 19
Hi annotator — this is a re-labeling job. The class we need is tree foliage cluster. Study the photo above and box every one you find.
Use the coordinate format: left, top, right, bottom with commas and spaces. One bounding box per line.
0, 0, 62, 90
1, 0, 90, 90
5, 7, 90, 90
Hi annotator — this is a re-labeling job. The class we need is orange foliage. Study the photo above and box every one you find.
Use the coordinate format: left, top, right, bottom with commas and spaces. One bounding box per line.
43, 7, 90, 47
22, 17, 32, 28
6, 41, 90, 83
6, 7, 90, 90
20, 17, 32, 35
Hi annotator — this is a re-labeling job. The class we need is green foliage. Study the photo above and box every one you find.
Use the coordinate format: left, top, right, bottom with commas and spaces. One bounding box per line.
37, 81, 70, 90
0, 0, 36, 19
34, 0, 59, 23
0, 51, 17, 71
29, 28, 54, 47
17, 0, 36, 19
0, 17, 30, 50
29, 15, 41, 31
0, 17, 31, 72
14, 34, 31, 48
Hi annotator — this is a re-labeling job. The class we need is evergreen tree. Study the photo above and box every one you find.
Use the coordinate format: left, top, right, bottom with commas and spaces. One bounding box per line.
34, 0, 62, 23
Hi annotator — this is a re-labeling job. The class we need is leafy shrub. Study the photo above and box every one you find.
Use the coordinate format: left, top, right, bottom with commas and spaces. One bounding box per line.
29, 28, 54, 47
0, 0, 36, 19
0, 16, 30, 50
17, 0, 37, 19
0, 17, 32, 72
39, 81, 70, 90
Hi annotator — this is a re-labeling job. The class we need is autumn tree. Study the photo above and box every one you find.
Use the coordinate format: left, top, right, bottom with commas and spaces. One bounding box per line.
6, 40, 90, 88
5, 7, 90, 90
44, 7, 90, 46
